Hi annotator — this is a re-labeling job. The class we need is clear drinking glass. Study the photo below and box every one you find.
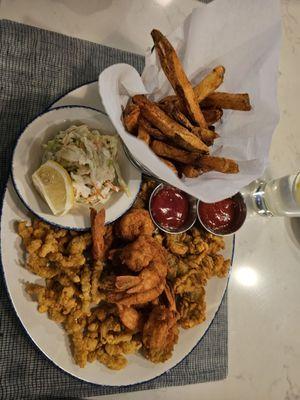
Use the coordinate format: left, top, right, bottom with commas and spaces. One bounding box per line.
251, 172, 300, 217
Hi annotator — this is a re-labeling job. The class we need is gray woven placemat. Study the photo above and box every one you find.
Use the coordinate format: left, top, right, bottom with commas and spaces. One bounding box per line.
0, 18, 227, 400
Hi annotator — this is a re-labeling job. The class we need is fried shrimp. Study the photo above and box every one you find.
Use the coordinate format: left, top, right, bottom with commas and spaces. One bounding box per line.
109, 281, 166, 307
142, 305, 178, 363
117, 305, 144, 332
91, 208, 105, 260
115, 209, 155, 241
142, 283, 178, 363
108, 235, 168, 306
112, 234, 166, 272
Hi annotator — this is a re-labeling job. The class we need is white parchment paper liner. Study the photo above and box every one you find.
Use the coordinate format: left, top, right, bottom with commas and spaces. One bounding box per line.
99, 0, 281, 202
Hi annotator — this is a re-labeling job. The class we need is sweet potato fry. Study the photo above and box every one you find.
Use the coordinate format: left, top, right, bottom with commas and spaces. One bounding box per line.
158, 98, 175, 113
173, 109, 193, 130
137, 123, 151, 145
151, 141, 239, 173
139, 118, 165, 140
151, 29, 207, 129
198, 155, 239, 173
159, 101, 194, 130
194, 66, 225, 103
151, 140, 198, 165
202, 108, 223, 124
191, 127, 219, 146
158, 95, 177, 109
123, 102, 140, 133
159, 101, 217, 145
181, 165, 204, 178
201, 92, 251, 111
133, 95, 209, 153
159, 157, 178, 175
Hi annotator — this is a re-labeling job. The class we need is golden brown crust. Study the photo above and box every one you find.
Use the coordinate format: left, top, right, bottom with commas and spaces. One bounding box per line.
159, 101, 194, 130
18, 188, 231, 370
91, 208, 105, 261
115, 208, 155, 241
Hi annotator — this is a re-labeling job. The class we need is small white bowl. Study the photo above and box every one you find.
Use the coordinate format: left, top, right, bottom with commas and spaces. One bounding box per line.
12, 106, 141, 230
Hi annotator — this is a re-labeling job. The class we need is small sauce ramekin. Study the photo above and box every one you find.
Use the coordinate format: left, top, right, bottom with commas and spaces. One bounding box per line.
149, 183, 197, 234
197, 192, 247, 236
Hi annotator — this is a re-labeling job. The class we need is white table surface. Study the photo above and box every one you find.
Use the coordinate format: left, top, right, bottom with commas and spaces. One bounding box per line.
1, 1, 299, 399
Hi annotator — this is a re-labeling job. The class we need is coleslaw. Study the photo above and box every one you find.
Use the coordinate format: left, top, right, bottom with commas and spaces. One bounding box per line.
42, 125, 127, 206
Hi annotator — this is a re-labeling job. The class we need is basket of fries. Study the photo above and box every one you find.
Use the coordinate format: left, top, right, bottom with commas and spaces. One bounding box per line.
99, 2, 281, 202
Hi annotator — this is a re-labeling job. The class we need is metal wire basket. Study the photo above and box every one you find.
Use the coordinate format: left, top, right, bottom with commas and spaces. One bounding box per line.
122, 141, 168, 185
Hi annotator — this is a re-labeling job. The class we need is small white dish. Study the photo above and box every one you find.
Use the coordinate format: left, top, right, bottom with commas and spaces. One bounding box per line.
12, 106, 141, 230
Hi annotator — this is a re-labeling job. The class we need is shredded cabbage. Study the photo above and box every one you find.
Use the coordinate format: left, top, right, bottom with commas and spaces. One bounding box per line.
42, 125, 127, 206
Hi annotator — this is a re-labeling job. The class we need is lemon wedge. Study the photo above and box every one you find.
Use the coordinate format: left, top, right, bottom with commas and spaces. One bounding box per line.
32, 160, 74, 215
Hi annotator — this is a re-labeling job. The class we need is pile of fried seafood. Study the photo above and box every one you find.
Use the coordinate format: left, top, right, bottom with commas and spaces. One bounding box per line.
123, 29, 251, 177
18, 181, 230, 370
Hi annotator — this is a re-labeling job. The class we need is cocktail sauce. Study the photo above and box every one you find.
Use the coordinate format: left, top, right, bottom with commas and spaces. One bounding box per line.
198, 195, 245, 234
151, 186, 189, 229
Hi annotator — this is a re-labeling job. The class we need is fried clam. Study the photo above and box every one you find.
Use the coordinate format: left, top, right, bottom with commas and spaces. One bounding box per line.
18, 220, 88, 279
165, 233, 189, 256
177, 289, 207, 329
133, 179, 157, 209
173, 269, 207, 295
25, 282, 77, 323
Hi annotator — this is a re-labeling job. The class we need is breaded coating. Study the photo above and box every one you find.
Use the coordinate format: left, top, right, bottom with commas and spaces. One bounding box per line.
178, 290, 206, 329
143, 305, 178, 363
115, 209, 154, 241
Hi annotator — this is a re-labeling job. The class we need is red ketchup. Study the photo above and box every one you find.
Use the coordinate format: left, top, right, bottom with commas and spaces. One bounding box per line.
151, 186, 189, 230
198, 196, 243, 234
